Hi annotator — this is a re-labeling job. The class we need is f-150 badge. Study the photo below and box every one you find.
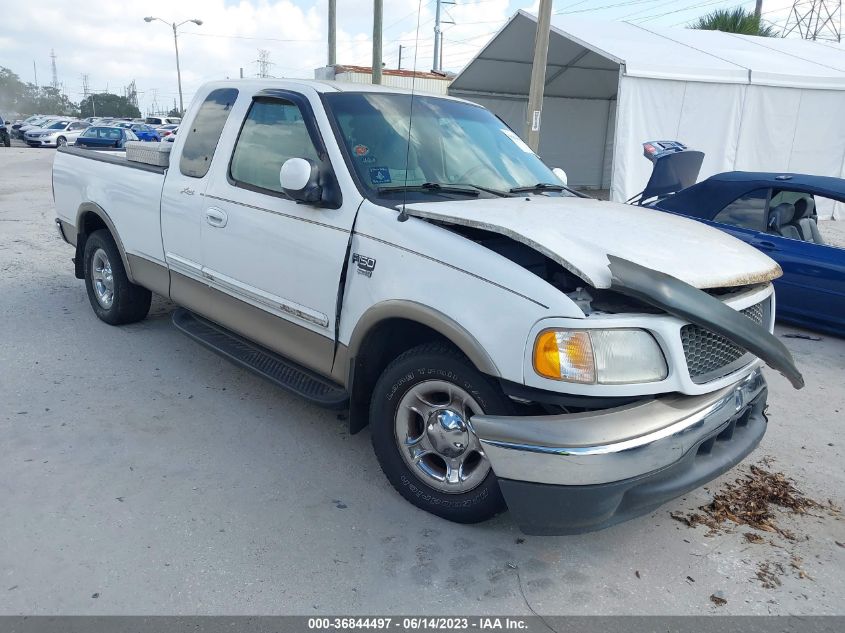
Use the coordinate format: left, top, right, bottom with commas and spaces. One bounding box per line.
352, 253, 376, 277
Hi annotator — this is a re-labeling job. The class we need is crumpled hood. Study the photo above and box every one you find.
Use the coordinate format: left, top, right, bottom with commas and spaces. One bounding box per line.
405, 196, 781, 289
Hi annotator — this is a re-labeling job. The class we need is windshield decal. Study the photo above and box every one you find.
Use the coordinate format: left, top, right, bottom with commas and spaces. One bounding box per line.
353, 144, 370, 156
369, 167, 391, 184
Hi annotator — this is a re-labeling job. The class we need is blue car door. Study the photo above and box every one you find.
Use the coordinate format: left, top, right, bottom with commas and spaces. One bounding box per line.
750, 233, 845, 333
703, 187, 845, 334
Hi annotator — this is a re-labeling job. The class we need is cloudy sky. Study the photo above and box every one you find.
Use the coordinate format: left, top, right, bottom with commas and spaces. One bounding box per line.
2, 0, 801, 115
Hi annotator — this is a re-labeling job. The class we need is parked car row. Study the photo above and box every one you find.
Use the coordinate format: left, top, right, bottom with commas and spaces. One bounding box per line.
0, 113, 10, 147
9, 114, 180, 148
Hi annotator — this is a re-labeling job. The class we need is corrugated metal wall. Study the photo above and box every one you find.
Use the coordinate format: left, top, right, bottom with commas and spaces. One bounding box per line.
335, 72, 450, 95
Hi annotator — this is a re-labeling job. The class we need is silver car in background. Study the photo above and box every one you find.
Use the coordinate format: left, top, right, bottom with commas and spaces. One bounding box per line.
24, 120, 90, 147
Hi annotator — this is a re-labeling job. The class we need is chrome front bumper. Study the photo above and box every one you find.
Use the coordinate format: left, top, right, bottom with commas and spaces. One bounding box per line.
471, 369, 768, 534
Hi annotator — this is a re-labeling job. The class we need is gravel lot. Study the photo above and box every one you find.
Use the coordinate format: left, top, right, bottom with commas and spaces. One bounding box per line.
1, 148, 843, 615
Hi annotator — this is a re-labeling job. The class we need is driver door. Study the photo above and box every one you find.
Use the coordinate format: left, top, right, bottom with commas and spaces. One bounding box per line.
200, 91, 356, 376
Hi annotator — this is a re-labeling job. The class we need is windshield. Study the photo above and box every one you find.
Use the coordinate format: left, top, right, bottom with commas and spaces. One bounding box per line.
323, 93, 567, 201
47, 121, 69, 129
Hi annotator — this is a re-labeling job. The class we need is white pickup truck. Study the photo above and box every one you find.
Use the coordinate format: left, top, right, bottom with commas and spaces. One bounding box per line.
53, 80, 803, 534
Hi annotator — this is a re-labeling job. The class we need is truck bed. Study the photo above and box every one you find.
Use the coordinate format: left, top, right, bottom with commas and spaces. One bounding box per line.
53, 146, 168, 266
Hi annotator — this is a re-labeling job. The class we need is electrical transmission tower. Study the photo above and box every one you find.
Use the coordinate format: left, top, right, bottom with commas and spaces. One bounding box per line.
255, 49, 273, 78
82, 74, 90, 98
124, 80, 139, 109
783, 1, 842, 42
50, 49, 59, 89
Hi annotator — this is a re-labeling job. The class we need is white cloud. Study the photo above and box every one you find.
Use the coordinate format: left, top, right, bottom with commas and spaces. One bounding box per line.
1, 0, 520, 114
5, 1, 802, 115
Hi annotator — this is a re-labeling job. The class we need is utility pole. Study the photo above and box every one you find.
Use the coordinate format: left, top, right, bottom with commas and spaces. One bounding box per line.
328, 0, 337, 66
172, 24, 184, 113
433, 0, 455, 72
434, 0, 443, 71
398, 45, 404, 70
373, 0, 383, 84
755, 0, 763, 18
144, 16, 203, 116
525, 0, 553, 152
33, 61, 38, 88
239, 67, 244, 79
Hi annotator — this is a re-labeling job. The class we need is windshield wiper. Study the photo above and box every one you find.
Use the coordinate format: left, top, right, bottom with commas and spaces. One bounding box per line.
509, 182, 589, 198
449, 182, 512, 198
378, 182, 480, 197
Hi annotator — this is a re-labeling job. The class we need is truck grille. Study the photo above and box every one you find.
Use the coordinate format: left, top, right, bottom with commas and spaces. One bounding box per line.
681, 301, 766, 383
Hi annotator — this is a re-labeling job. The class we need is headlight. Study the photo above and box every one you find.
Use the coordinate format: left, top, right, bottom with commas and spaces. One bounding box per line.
533, 328, 668, 384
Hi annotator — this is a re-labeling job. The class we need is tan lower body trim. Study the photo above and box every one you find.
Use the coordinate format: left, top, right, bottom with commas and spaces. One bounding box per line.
126, 254, 170, 297
170, 271, 337, 379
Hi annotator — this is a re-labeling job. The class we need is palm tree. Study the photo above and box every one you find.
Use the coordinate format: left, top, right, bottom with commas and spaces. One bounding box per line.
689, 7, 778, 37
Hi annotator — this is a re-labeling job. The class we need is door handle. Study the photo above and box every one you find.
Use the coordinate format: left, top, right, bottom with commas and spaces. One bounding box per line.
180, 186, 195, 195
755, 240, 777, 252
205, 207, 228, 228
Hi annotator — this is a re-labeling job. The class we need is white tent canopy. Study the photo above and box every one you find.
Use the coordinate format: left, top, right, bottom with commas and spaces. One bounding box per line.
449, 11, 845, 219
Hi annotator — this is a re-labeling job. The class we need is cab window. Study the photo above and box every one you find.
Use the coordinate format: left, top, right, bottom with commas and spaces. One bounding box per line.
229, 98, 319, 195
712, 188, 768, 231
180, 88, 239, 179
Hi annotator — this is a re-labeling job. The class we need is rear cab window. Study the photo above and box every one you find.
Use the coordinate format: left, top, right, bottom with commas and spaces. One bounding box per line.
180, 88, 239, 178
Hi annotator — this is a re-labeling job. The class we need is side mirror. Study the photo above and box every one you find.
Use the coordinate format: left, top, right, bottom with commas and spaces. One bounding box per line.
552, 167, 568, 186
280, 158, 322, 204
4, 121, 9, 125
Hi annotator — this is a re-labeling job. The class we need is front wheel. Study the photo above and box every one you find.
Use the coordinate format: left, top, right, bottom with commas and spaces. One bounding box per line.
83, 229, 151, 325
56, 136, 67, 147
370, 343, 511, 523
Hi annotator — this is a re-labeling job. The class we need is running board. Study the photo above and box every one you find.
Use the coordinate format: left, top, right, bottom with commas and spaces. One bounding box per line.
172, 308, 349, 410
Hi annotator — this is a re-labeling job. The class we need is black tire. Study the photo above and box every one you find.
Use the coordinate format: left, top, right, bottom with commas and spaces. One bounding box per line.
370, 343, 512, 524
2, 134, 9, 148
83, 229, 151, 325
56, 136, 67, 147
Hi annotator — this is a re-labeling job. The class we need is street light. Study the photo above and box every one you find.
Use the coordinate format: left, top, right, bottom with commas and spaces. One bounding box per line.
144, 16, 203, 116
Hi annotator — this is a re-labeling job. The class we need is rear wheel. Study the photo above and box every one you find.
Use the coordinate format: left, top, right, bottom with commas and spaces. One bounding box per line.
370, 343, 511, 523
83, 229, 151, 325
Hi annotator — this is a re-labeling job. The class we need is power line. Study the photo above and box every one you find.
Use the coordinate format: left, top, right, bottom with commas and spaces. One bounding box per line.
633, 0, 752, 24
557, 0, 664, 16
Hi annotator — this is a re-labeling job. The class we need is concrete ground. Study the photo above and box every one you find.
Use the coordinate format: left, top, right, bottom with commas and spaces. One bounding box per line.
1, 148, 843, 615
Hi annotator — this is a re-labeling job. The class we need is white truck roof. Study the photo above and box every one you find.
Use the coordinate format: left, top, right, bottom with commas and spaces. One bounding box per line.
196, 78, 469, 102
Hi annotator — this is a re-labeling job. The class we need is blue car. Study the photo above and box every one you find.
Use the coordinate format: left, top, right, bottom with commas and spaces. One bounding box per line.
636, 145, 845, 335
74, 126, 139, 149
110, 121, 160, 142
130, 123, 161, 142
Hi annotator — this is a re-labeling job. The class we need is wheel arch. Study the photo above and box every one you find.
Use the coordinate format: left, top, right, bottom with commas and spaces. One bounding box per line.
74, 203, 134, 282
342, 301, 500, 434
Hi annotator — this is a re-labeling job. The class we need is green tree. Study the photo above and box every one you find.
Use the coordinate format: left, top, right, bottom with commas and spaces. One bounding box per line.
689, 7, 778, 36
79, 93, 141, 119
1, 66, 79, 116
